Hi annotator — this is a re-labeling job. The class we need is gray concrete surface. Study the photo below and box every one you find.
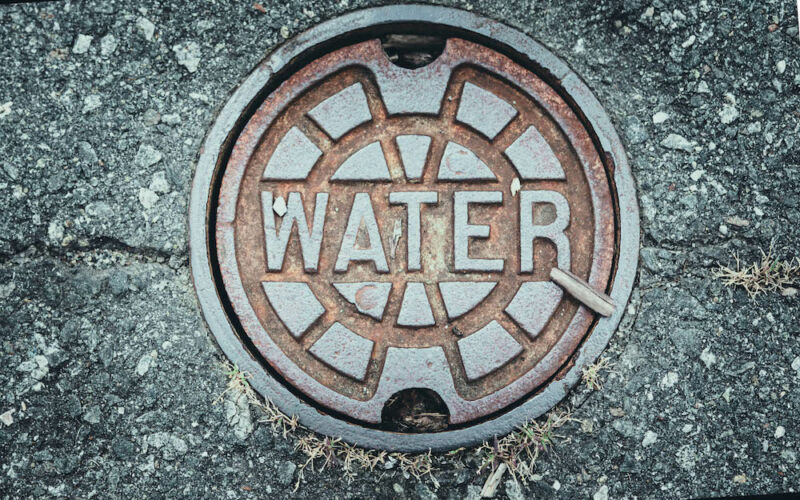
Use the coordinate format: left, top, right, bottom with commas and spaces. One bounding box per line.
1, 0, 799, 498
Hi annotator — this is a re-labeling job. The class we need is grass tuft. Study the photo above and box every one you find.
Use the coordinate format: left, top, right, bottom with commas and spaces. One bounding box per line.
582, 356, 615, 391
715, 243, 799, 298
477, 409, 573, 483
220, 362, 441, 490
220, 362, 570, 491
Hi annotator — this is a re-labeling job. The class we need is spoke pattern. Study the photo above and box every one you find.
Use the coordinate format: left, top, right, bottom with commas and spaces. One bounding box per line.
257, 65, 574, 396
222, 36, 614, 423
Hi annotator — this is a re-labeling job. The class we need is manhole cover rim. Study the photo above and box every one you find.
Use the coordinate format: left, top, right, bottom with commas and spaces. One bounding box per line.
190, 4, 639, 452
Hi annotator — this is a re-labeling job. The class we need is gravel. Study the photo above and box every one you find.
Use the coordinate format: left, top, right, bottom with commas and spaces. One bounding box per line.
652, 111, 670, 124
1, 0, 798, 498
172, 41, 201, 73
277, 462, 297, 486
660, 133, 695, 151
72, 34, 93, 54
136, 17, 156, 41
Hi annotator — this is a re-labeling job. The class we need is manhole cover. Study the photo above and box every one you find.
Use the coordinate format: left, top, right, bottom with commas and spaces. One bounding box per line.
191, 5, 639, 451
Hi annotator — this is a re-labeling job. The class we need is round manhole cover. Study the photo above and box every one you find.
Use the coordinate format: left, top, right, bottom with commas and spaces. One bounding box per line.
191, 6, 639, 451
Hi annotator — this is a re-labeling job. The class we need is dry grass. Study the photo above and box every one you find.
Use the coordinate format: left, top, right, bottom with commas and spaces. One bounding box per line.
292, 430, 441, 490
217, 362, 299, 437
582, 356, 615, 391
294, 434, 386, 489
220, 362, 571, 490
214, 362, 249, 403
219, 362, 440, 491
715, 244, 799, 298
477, 409, 573, 483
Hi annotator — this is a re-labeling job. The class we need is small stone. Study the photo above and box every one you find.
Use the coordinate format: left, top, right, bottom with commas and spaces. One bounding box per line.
652, 111, 669, 124
700, 347, 716, 368
83, 405, 101, 424
661, 133, 693, 152
72, 34, 93, 54
733, 474, 747, 484
149, 171, 171, 194
100, 34, 117, 56
171, 435, 188, 456
0, 409, 14, 427
719, 104, 739, 125
224, 391, 254, 440
690, 169, 704, 181
148, 432, 168, 449
112, 437, 136, 459
135, 144, 163, 168
162, 113, 181, 125
675, 445, 697, 471
681, 35, 696, 48
776, 60, 786, 74
77, 141, 98, 164
609, 407, 625, 417
280, 26, 290, 39
718, 224, 728, 235
136, 17, 156, 41
745, 122, 762, 135
696, 81, 710, 93
623, 116, 649, 144
510, 177, 521, 196
782, 287, 797, 297
273, 196, 287, 217
724, 216, 749, 227
753, 207, 764, 217
277, 461, 296, 486
415, 483, 436, 500
553, 480, 561, 491
660, 371, 679, 388
138, 188, 159, 209
0, 101, 11, 119
642, 430, 658, 447
31, 355, 49, 380
143, 108, 161, 126
136, 351, 156, 376
612, 419, 637, 438
18, 359, 37, 373
775, 426, 785, 439
82, 95, 101, 113
172, 41, 201, 73
791, 356, 800, 371
723, 92, 737, 105
505, 480, 524, 500
594, 485, 609, 500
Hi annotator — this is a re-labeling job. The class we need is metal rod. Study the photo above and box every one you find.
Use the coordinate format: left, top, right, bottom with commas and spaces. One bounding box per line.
550, 267, 615, 317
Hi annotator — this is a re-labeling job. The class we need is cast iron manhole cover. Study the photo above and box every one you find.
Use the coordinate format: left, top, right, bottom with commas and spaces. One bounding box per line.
191, 6, 639, 451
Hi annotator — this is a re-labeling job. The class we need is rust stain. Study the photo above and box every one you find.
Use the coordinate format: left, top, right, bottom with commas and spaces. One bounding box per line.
214, 37, 617, 424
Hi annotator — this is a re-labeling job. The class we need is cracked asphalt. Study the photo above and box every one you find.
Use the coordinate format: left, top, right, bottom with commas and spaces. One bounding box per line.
1, 0, 799, 498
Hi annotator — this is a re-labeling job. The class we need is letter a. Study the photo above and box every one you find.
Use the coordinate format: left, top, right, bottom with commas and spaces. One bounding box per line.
335, 193, 389, 273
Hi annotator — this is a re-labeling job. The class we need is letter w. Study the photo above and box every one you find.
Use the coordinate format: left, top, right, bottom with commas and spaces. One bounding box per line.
262, 192, 329, 272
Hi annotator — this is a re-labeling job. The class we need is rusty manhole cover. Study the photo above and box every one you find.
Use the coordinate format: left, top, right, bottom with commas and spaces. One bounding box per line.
191, 6, 639, 451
